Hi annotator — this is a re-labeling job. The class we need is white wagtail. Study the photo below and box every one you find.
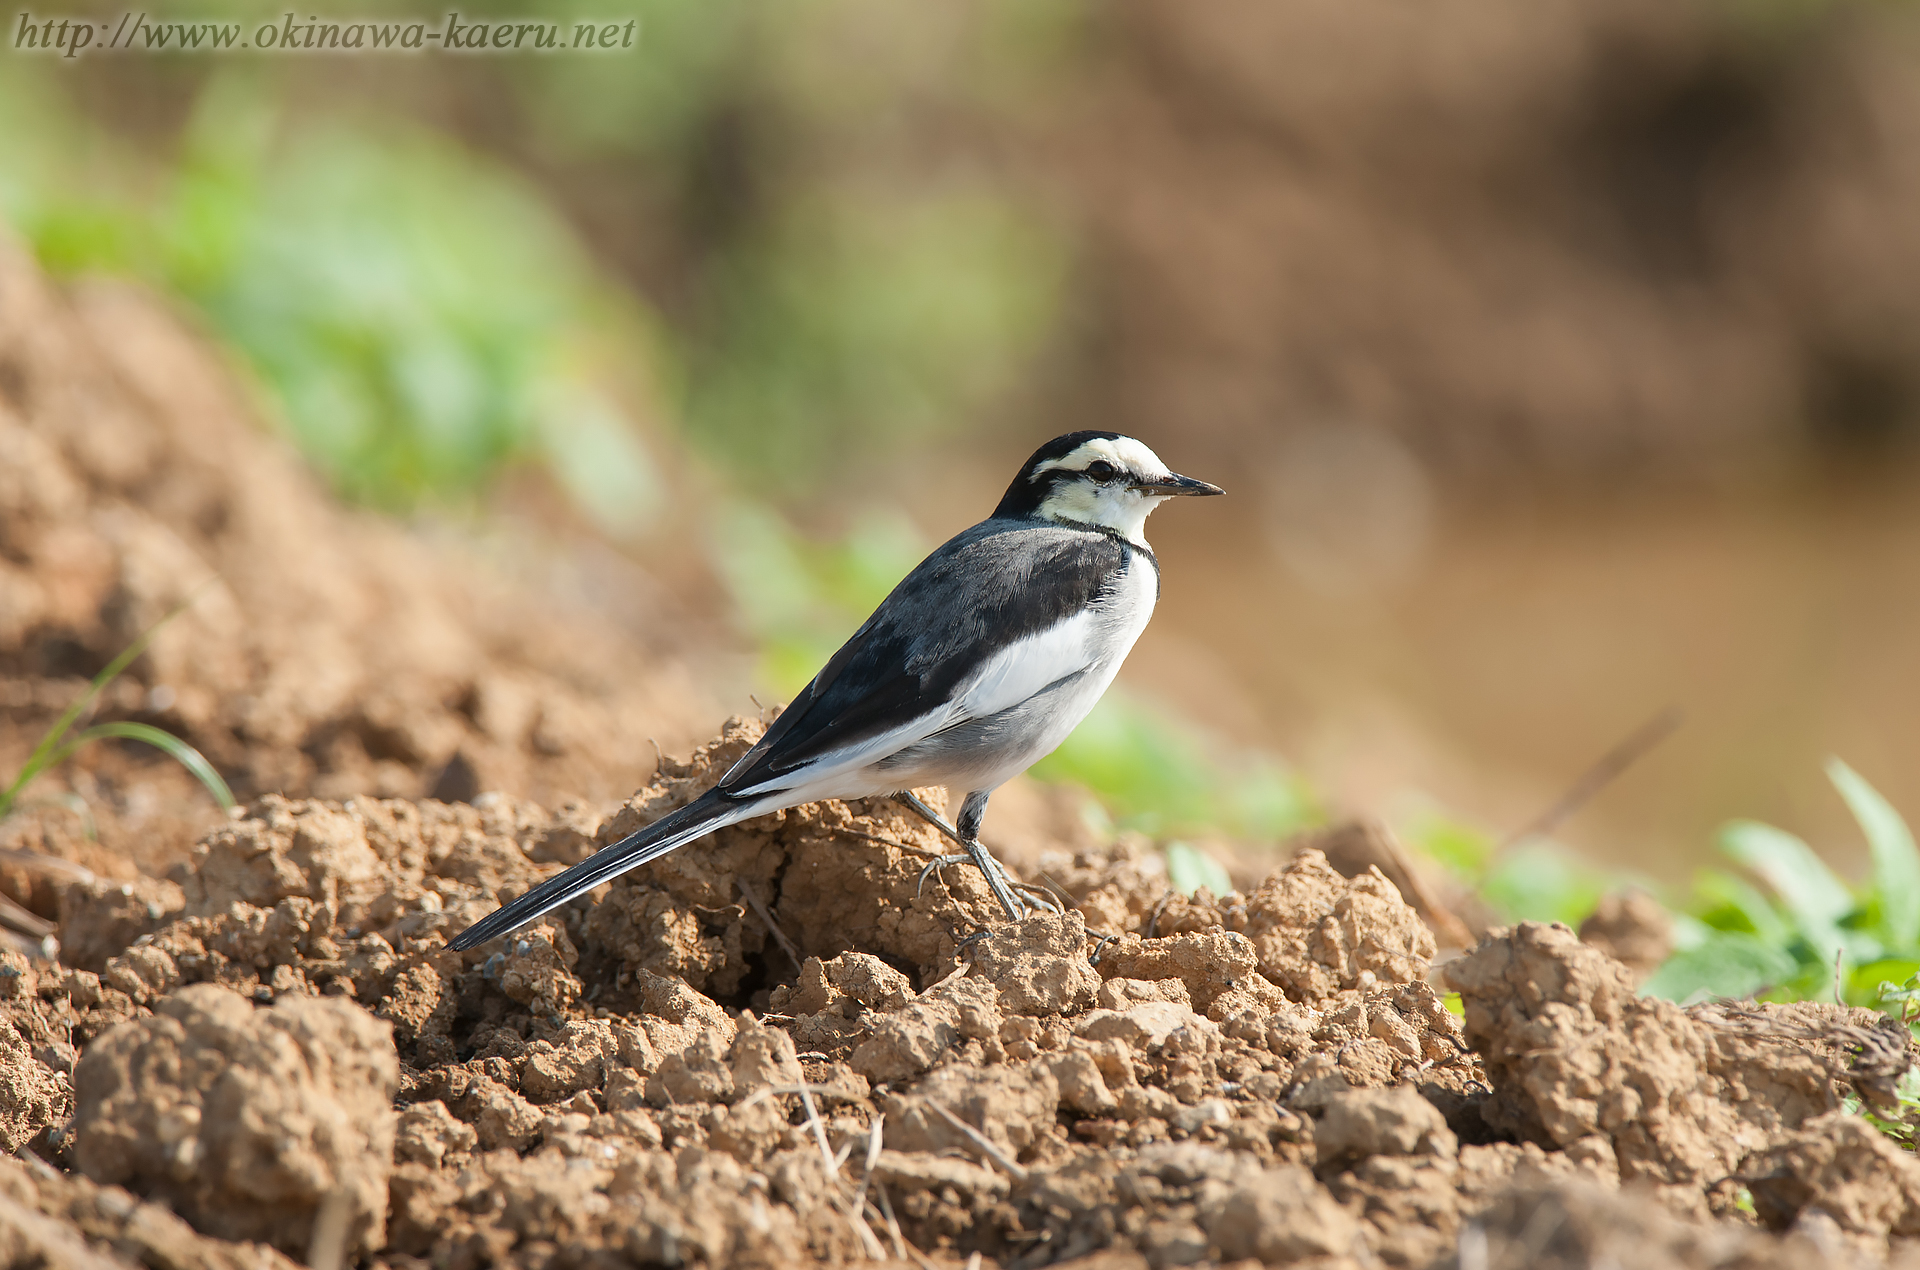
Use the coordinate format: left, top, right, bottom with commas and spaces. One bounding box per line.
450, 432, 1222, 949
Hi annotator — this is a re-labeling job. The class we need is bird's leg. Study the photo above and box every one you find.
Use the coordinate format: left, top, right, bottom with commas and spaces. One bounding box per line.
894, 790, 1027, 922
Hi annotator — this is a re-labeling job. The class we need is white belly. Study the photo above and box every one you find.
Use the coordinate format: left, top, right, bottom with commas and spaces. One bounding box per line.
855, 550, 1159, 797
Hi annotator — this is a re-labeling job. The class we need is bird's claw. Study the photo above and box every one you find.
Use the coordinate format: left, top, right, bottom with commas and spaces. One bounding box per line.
893, 791, 1029, 922
1013, 881, 1062, 914
916, 854, 970, 897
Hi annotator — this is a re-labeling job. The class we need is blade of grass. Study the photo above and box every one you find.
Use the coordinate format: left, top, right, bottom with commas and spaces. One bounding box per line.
1719, 820, 1853, 941
46, 722, 234, 811
1718, 819, 1856, 974
0, 594, 200, 819
1828, 759, 1920, 951
1693, 868, 1794, 946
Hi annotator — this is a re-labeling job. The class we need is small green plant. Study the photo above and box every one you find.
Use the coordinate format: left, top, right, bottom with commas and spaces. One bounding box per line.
1643, 760, 1920, 1009
0, 619, 235, 824
1842, 1064, 1920, 1150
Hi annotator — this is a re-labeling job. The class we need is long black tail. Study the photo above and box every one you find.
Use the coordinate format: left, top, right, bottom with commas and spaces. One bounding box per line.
449, 789, 752, 950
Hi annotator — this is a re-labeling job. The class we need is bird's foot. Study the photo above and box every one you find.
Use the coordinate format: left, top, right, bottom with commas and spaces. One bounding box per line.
912, 845, 1033, 921
893, 791, 1029, 922
960, 836, 1028, 922
1012, 880, 1063, 915
914, 847, 1028, 920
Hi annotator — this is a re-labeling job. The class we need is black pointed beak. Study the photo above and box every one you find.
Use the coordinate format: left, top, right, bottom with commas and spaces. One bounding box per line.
1134, 472, 1224, 497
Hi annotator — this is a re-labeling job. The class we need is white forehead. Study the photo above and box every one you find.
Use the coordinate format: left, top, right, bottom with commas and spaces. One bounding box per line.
1038, 436, 1170, 478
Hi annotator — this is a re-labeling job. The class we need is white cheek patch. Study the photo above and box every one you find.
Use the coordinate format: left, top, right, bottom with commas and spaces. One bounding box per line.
1042, 483, 1102, 522
1038, 482, 1162, 545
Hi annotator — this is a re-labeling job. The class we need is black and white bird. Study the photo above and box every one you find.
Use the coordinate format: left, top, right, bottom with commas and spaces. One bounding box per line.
450, 432, 1222, 950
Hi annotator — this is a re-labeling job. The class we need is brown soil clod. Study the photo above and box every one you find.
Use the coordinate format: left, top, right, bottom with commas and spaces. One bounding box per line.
4, 775, 1909, 1267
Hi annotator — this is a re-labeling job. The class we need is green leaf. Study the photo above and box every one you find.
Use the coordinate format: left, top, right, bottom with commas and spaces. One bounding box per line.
1858, 959, 1920, 1010
48, 722, 234, 812
0, 600, 194, 819
1691, 868, 1793, 945
1642, 930, 1801, 1003
1718, 820, 1852, 963
1164, 841, 1232, 898
1828, 759, 1920, 951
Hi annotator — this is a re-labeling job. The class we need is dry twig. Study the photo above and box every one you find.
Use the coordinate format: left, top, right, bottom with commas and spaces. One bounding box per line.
928, 1101, 1028, 1182
1501, 705, 1683, 850
0, 847, 96, 884
738, 879, 803, 969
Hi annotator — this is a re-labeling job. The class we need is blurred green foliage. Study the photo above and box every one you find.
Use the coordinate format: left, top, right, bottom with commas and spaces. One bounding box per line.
1028, 694, 1320, 842
1, 69, 663, 526
444, 0, 1077, 493
1403, 759, 1920, 1034
0, 0, 1075, 507
1163, 841, 1233, 898
1642, 760, 1920, 1011
710, 500, 929, 692
1401, 807, 1629, 929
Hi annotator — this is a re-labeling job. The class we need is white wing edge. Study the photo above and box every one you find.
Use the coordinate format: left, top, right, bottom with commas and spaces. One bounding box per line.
724, 609, 1099, 800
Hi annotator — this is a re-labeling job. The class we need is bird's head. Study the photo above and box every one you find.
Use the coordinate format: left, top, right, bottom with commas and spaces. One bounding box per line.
994, 432, 1223, 545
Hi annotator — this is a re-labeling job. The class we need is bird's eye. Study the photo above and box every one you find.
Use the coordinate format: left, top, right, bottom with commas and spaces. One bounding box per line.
1085, 460, 1118, 482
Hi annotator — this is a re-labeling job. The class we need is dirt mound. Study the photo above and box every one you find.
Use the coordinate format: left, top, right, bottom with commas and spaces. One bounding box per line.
1442, 1178, 1862, 1270
0, 1150, 303, 1270
0, 234, 718, 878
1445, 920, 1909, 1219
73, 983, 398, 1257
1, 723, 1910, 1267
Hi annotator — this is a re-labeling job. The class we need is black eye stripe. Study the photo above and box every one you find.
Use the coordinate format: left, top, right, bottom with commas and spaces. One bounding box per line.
1085, 460, 1118, 482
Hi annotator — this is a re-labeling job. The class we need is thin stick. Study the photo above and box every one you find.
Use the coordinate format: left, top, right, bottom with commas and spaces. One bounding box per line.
1500, 706, 1683, 850
306, 1188, 353, 1270
738, 1081, 862, 1107
853, 1113, 885, 1212
873, 1182, 930, 1267
928, 1102, 1028, 1182
836, 828, 946, 858
1144, 889, 1173, 938
738, 879, 803, 969
797, 1080, 837, 1178
0, 847, 97, 884
791, 1078, 883, 1261
0, 890, 53, 939
1373, 828, 1475, 949
844, 1201, 886, 1262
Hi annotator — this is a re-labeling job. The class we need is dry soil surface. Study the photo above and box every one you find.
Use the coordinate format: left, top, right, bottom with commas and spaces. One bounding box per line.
3, 717, 1919, 1269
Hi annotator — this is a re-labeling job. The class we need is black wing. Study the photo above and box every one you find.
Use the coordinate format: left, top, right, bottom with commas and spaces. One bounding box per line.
719, 520, 1134, 795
